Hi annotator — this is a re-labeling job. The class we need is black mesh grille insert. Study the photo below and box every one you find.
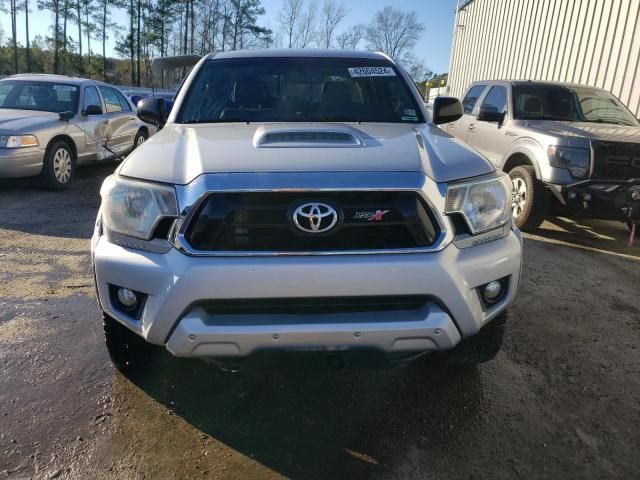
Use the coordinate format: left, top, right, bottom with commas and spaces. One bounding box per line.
198, 296, 430, 316
592, 141, 640, 180
184, 191, 439, 252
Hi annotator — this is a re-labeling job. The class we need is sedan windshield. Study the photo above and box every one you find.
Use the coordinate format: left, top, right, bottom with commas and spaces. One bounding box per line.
0, 80, 79, 113
513, 84, 639, 126
177, 57, 424, 124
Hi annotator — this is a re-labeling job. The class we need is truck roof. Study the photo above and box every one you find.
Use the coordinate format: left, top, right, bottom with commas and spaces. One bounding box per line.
208, 49, 392, 61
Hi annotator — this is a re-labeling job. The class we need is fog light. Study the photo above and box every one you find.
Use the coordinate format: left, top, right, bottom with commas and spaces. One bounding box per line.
483, 280, 503, 302
116, 288, 138, 309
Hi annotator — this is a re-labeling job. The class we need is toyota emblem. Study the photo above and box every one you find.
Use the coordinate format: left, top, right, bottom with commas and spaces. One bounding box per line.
292, 202, 338, 233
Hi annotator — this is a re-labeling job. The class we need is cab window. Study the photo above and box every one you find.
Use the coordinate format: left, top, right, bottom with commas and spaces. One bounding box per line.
462, 84, 486, 114
480, 86, 508, 114
99, 86, 123, 113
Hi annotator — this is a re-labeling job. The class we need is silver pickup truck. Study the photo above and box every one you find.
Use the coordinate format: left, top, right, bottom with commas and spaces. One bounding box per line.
444, 80, 640, 233
91, 49, 522, 373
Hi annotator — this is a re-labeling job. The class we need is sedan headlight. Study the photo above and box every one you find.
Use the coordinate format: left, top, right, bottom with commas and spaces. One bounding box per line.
0, 134, 39, 148
100, 175, 178, 240
446, 172, 512, 234
547, 145, 589, 178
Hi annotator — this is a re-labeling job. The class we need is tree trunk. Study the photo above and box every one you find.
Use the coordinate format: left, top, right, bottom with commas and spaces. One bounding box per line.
62, 0, 68, 74
86, 5, 91, 77
136, 0, 141, 86
129, 0, 135, 86
25, 0, 31, 72
102, 0, 107, 81
77, 0, 82, 68
10, 0, 18, 73
190, 0, 195, 54
53, 0, 60, 73
183, 0, 189, 55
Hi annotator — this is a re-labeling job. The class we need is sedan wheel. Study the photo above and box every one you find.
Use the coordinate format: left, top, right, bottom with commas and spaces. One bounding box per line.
53, 147, 72, 184
40, 140, 75, 190
133, 130, 148, 150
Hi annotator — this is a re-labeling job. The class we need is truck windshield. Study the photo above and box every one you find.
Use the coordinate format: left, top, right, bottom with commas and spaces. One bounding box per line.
177, 57, 424, 124
0, 80, 79, 113
513, 84, 639, 126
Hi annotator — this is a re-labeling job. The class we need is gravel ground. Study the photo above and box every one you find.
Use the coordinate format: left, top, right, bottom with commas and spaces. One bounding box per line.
0, 164, 639, 480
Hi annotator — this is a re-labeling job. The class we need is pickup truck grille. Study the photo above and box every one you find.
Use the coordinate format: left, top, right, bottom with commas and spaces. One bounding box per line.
592, 141, 640, 180
183, 191, 440, 252
198, 295, 430, 317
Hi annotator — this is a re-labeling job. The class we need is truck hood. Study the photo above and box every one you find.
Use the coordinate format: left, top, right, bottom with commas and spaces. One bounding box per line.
521, 120, 640, 143
0, 109, 60, 133
118, 122, 494, 185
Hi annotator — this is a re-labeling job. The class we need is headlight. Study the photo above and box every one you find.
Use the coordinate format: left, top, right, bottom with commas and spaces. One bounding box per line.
100, 175, 178, 240
446, 172, 512, 234
0, 135, 39, 148
547, 145, 589, 178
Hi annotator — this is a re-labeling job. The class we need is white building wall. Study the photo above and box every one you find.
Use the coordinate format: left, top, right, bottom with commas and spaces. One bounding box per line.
447, 0, 640, 116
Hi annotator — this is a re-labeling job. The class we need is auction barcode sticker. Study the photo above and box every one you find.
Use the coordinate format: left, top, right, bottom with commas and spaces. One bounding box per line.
348, 67, 396, 77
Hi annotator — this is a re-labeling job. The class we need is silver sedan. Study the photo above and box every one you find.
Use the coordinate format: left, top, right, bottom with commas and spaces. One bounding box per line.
0, 74, 156, 189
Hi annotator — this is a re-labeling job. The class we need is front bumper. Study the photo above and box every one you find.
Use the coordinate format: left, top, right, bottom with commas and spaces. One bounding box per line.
0, 147, 44, 178
93, 229, 522, 358
561, 179, 640, 222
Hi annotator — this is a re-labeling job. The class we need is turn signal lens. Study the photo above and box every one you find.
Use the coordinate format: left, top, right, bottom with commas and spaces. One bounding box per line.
0, 135, 39, 148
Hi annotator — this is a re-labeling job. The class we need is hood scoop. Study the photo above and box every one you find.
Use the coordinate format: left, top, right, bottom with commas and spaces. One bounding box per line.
254, 126, 364, 148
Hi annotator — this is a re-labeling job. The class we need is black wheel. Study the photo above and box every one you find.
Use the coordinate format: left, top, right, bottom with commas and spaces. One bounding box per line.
133, 129, 148, 149
103, 313, 159, 375
508, 165, 549, 231
446, 311, 507, 365
40, 140, 75, 190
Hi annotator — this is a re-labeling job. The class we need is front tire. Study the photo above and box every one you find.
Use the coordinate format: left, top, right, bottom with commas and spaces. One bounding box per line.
508, 165, 549, 231
41, 140, 75, 190
103, 313, 158, 376
446, 311, 507, 365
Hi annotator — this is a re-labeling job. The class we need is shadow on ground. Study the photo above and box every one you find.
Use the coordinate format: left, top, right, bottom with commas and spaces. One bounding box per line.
113, 352, 485, 478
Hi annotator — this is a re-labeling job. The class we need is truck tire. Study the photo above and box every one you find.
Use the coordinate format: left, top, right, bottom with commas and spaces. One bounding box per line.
508, 165, 549, 231
103, 313, 158, 376
40, 139, 75, 190
446, 311, 507, 365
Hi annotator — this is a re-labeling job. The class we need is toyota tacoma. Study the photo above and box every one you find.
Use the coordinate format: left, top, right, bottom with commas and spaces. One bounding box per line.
91, 50, 522, 373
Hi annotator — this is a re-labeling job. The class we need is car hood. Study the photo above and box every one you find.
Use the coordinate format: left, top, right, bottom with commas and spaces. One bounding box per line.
118, 122, 494, 185
0, 109, 60, 132
521, 120, 640, 143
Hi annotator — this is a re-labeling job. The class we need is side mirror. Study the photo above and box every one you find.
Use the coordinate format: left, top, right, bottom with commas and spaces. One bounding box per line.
82, 104, 103, 116
137, 96, 168, 128
59, 111, 75, 121
477, 105, 506, 123
432, 97, 463, 125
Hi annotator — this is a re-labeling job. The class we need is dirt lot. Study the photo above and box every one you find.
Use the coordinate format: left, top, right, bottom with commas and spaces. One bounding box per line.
1, 164, 639, 479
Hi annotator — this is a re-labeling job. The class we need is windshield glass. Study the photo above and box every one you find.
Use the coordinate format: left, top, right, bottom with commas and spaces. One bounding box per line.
177, 57, 423, 124
513, 84, 639, 126
0, 80, 79, 113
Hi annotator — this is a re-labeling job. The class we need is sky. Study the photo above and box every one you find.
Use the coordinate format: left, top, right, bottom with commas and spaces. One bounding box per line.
1, 0, 459, 73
